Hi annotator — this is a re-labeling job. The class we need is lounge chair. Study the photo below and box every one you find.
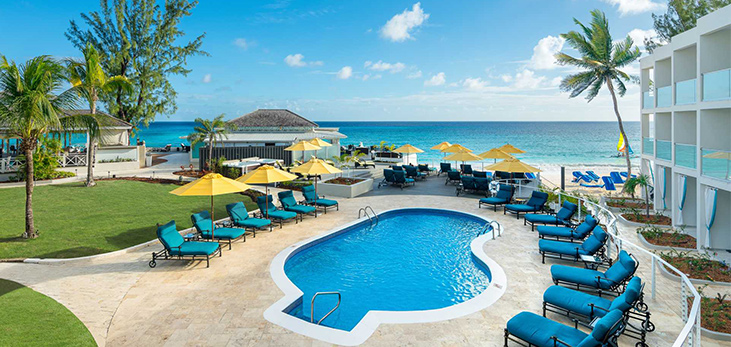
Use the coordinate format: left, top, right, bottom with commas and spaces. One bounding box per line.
572, 171, 591, 183
301, 185, 338, 213
417, 164, 434, 175
403, 165, 427, 180
504, 309, 625, 347
438, 163, 452, 177
474, 177, 490, 195
392, 170, 415, 189
525, 172, 537, 180
586, 171, 601, 182
256, 195, 298, 228
379, 168, 396, 188
457, 176, 476, 196
150, 220, 221, 268
602, 176, 616, 191
445, 170, 461, 185
551, 250, 638, 295
543, 277, 652, 344
278, 190, 317, 220
609, 171, 625, 184
504, 191, 549, 219
478, 184, 514, 211
538, 215, 598, 241
524, 200, 578, 231
354, 159, 376, 168
620, 172, 637, 179
191, 211, 248, 250
473, 170, 487, 178
226, 202, 272, 234
460, 164, 473, 175
391, 165, 404, 171
539, 225, 608, 264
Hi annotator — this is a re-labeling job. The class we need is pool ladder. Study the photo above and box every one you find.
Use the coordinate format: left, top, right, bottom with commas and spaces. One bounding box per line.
478, 221, 502, 239
311, 291, 341, 325
358, 206, 379, 226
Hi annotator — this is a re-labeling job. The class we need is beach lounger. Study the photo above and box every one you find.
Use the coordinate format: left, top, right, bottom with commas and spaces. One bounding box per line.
445, 170, 461, 185
226, 202, 272, 234
354, 159, 376, 168
504, 191, 549, 219
150, 220, 221, 268
538, 215, 598, 241
571, 171, 591, 183
391, 165, 404, 171
473, 170, 487, 178
474, 177, 490, 195
539, 225, 608, 264
478, 184, 514, 211
403, 165, 427, 180
379, 169, 396, 188
602, 176, 616, 191
525, 172, 537, 180
524, 200, 578, 231
278, 190, 317, 220
609, 171, 625, 184
301, 185, 338, 213
586, 171, 601, 182
460, 164, 473, 175
191, 211, 247, 250
417, 164, 434, 175
504, 308, 625, 347
256, 195, 298, 228
392, 170, 415, 189
438, 163, 452, 177
551, 250, 638, 295
543, 277, 652, 344
620, 172, 637, 179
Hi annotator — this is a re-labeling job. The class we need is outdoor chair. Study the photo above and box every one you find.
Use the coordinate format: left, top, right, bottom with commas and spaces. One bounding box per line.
586, 170, 601, 182
474, 177, 490, 195
602, 176, 617, 191
524, 200, 578, 231
478, 184, 514, 211
354, 159, 376, 168
504, 191, 549, 219
150, 220, 221, 268
417, 164, 434, 175
379, 169, 396, 188
539, 225, 608, 264
445, 170, 461, 185
504, 309, 625, 347
391, 165, 404, 171
473, 170, 488, 178
256, 195, 298, 228
226, 202, 272, 234
191, 211, 247, 250
610, 171, 625, 184
301, 185, 338, 213
572, 171, 590, 183
438, 163, 452, 176
457, 176, 476, 196
460, 164, 473, 175
538, 215, 598, 241
278, 190, 317, 221
403, 165, 427, 180
551, 250, 638, 295
392, 170, 415, 189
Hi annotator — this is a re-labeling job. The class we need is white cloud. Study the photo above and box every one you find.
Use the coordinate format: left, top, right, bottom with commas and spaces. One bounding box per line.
407, 70, 423, 79
462, 77, 489, 90
626, 28, 660, 48
336, 66, 353, 80
530, 35, 565, 70
362, 74, 382, 81
602, 0, 665, 16
364, 60, 406, 73
500, 74, 513, 83
380, 2, 429, 42
233, 38, 251, 49
424, 72, 445, 86
284, 54, 323, 68
551, 76, 563, 87
202, 74, 212, 83
513, 69, 545, 89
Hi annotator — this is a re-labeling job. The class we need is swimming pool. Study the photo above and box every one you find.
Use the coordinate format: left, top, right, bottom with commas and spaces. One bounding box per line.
264, 208, 506, 345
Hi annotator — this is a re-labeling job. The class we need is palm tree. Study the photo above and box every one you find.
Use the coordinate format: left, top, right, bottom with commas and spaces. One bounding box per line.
623, 174, 652, 218
66, 42, 131, 187
187, 114, 233, 171
555, 10, 641, 176
0, 55, 83, 238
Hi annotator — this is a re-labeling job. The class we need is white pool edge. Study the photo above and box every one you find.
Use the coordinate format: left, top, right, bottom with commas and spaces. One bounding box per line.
263, 208, 507, 346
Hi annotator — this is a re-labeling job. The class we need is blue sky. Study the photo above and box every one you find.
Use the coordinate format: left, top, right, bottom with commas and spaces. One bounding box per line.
0, 0, 665, 121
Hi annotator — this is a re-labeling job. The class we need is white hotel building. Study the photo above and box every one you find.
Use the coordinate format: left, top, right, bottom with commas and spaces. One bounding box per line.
640, 5, 731, 255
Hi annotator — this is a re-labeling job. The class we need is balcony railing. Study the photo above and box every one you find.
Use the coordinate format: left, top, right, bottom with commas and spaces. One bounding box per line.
656, 140, 672, 161
642, 137, 654, 156
675, 79, 696, 105
702, 68, 731, 101
701, 148, 731, 181
656, 86, 672, 107
675, 143, 696, 169
0, 154, 87, 174
642, 91, 654, 109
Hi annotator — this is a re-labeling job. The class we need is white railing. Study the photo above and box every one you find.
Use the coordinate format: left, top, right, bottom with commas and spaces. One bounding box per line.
0, 157, 25, 173
0, 154, 88, 173
58, 154, 88, 167
494, 180, 702, 346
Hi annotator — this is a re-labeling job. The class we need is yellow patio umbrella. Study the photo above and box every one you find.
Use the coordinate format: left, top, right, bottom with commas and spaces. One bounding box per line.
478, 148, 515, 163
442, 143, 472, 153
291, 157, 342, 199
443, 151, 483, 162
285, 140, 322, 163
170, 173, 252, 239
431, 142, 452, 151
499, 143, 526, 154
393, 144, 424, 154
237, 165, 297, 218
484, 157, 541, 173
309, 138, 332, 147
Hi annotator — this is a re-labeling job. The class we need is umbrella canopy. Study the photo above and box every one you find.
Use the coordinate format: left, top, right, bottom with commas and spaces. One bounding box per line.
441, 144, 472, 153
170, 173, 252, 238
431, 142, 452, 151
237, 165, 297, 219
478, 148, 515, 161
309, 138, 332, 147
393, 144, 424, 154
484, 157, 541, 173
286, 140, 322, 163
443, 151, 483, 162
499, 143, 526, 154
290, 158, 342, 175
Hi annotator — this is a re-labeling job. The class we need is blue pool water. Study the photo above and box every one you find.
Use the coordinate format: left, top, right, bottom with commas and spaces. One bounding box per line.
283, 209, 491, 331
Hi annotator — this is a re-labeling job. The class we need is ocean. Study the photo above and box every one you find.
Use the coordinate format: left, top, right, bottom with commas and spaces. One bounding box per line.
130, 121, 640, 166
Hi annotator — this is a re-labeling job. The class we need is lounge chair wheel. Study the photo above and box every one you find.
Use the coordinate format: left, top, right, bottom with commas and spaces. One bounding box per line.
148, 260, 157, 268
636, 302, 648, 312
643, 321, 655, 332
635, 342, 649, 347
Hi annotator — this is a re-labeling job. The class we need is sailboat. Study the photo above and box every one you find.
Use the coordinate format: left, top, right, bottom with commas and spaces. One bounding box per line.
616, 133, 634, 157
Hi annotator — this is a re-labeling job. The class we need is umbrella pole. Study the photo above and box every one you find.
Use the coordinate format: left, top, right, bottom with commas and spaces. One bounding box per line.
265, 186, 269, 219
210, 195, 215, 240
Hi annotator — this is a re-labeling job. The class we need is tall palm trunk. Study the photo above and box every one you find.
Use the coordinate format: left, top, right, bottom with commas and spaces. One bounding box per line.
208, 136, 214, 172
24, 146, 37, 238
85, 96, 97, 187
606, 77, 632, 177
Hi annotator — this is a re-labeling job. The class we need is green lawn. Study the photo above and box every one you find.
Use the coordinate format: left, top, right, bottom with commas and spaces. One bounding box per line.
0, 180, 257, 259
0, 279, 96, 346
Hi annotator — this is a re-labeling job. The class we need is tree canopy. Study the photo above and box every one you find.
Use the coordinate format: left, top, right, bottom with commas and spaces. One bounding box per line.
645, 0, 731, 53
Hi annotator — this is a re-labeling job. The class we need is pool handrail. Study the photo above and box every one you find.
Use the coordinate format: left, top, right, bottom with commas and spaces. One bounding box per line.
311, 291, 342, 325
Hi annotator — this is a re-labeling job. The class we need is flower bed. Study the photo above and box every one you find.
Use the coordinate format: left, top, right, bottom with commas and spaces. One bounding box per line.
277, 180, 313, 191
639, 226, 696, 248
622, 213, 672, 225
173, 170, 205, 178
699, 296, 731, 334
325, 177, 364, 185
605, 198, 652, 210
660, 251, 731, 283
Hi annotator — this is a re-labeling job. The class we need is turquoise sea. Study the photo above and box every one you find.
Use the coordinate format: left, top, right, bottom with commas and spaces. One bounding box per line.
130, 121, 640, 166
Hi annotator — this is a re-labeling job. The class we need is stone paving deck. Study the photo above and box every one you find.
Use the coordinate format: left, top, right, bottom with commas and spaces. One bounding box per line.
0, 173, 727, 346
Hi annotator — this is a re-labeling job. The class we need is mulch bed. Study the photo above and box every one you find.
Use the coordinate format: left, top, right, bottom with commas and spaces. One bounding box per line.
641, 231, 697, 248
324, 177, 364, 185
97, 177, 184, 185
623, 213, 672, 225
698, 297, 731, 333
173, 170, 205, 178
661, 254, 731, 283
606, 199, 652, 209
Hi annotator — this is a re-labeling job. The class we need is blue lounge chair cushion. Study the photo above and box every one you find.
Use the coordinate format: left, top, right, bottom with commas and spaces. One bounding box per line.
286, 204, 316, 214
544, 285, 613, 318
479, 197, 508, 204
200, 227, 246, 240
257, 195, 297, 220
267, 209, 297, 220
157, 220, 184, 250
580, 226, 608, 254
506, 312, 588, 347
608, 277, 642, 312
602, 250, 636, 285
537, 215, 597, 239
302, 185, 339, 207
236, 218, 271, 229
610, 172, 625, 184
227, 202, 271, 228
583, 310, 625, 345
191, 210, 216, 233
539, 239, 587, 256
278, 191, 317, 214
506, 191, 548, 213
505, 204, 541, 212
313, 198, 338, 207
551, 265, 607, 288
524, 214, 561, 224
602, 176, 616, 191
157, 221, 218, 256
170, 242, 220, 256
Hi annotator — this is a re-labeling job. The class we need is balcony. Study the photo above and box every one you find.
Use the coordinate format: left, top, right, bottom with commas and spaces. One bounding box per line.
701, 148, 731, 181
642, 137, 654, 156
703, 68, 731, 101
675, 79, 696, 105
642, 91, 654, 109
675, 143, 696, 169
656, 86, 672, 107
656, 140, 672, 161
